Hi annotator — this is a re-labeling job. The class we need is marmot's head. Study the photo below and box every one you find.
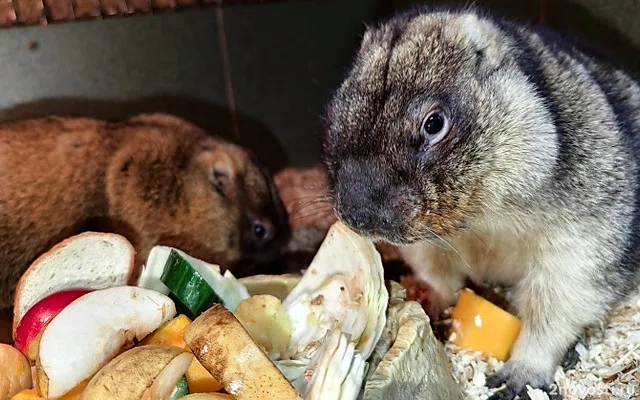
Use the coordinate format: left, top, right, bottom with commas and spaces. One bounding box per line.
107, 114, 290, 274
323, 9, 557, 244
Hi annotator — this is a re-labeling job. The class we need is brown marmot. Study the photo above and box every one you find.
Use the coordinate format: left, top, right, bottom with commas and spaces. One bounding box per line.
0, 113, 289, 308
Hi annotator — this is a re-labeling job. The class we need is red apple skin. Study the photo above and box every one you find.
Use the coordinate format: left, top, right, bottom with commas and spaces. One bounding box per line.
14, 289, 93, 359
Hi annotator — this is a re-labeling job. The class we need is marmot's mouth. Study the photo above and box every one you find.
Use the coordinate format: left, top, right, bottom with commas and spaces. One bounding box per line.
335, 218, 413, 246
373, 233, 434, 247
355, 221, 464, 247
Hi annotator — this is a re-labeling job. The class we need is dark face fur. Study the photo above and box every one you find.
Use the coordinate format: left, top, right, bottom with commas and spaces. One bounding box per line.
184, 140, 291, 272
323, 11, 530, 244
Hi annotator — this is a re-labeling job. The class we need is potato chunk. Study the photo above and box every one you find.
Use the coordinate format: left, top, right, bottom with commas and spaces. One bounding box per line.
233, 295, 291, 357
183, 305, 301, 400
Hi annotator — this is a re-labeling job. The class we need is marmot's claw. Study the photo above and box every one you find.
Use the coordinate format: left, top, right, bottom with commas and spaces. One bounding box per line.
562, 340, 582, 371
487, 383, 562, 400
486, 366, 511, 389
486, 362, 561, 400
487, 386, 517, 400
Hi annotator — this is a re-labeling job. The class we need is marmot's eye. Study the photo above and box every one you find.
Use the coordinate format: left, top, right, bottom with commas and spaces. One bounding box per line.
420, 108, 450, 144
423, 113, 444, 134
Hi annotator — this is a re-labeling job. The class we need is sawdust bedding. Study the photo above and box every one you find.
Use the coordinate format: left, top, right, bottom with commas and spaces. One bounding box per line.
444, 287, 640, 400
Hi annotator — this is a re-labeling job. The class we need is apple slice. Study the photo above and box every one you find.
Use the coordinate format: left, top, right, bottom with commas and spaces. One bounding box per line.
14, 289, 93, 361
0, 343, 32, 399
36, 286, 176, 400
80, 345, 193, 400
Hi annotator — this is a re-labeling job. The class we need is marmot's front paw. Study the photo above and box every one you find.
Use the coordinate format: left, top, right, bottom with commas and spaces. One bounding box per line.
561, 339, 584, 371
486, 361, 561, 400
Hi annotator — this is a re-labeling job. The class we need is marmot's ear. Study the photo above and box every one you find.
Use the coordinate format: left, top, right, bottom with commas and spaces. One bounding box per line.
195, 148, 236, 190
359, 26, 376, 51
459, 13, 507, 71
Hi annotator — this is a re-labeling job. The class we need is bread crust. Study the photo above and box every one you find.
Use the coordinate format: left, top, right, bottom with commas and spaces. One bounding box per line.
11, 231, 135, 335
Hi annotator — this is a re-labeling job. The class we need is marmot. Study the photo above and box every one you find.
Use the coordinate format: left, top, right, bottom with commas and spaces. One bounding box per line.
0, 113, 289, 308
322, 6, 640, 400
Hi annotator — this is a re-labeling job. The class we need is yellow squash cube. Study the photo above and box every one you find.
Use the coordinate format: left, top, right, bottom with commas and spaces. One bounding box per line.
450, 288, 522, 361
10, 389, 44, 400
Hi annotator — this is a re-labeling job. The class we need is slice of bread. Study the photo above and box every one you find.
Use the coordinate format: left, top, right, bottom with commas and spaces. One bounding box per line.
12, 232, 135, 335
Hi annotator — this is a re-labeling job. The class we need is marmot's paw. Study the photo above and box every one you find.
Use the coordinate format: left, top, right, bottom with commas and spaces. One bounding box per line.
561, 345, 580, 371
487, 383, 562, 400
485, 362, 512, 389
486, 362, 561, 400
561, 339, 584, 371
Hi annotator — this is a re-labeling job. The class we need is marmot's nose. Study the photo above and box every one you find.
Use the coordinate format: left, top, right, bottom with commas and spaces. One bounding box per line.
344, 205, 370, 230
341, 203, 394, 233
334, 160, 397, 234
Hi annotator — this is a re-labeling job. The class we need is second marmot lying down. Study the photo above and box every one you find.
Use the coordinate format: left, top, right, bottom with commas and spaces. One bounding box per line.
323, 6, 640, 400
0, 113, 289, 308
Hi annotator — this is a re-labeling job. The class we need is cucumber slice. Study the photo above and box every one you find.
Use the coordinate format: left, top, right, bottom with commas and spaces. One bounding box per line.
161, 250, 225, 318
138, 247, 211, 295
138, 246, 249, 312
169, 375, 189, 400
169, 292, 195, 319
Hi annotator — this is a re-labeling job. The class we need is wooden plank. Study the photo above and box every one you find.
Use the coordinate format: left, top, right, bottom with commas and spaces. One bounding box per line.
126, 0, 152, 13
0, 0, 17, 27
15, 0, 45, 24
152, 0, 177, 10
44, 0, 75, 21
101, 0, 129, 16
0, 0, 291, 27
72, 0, 101, 18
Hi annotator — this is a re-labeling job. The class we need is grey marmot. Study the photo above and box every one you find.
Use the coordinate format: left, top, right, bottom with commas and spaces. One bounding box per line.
0, 113, 289, 308
322, 5, 640, 400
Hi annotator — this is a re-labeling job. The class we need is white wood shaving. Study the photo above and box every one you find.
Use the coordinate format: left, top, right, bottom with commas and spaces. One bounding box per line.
526, 386, 551, 400
445, 287, 640, 400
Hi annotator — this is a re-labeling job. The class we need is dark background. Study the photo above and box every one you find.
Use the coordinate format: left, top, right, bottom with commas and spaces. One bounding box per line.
1, 0, 639, 172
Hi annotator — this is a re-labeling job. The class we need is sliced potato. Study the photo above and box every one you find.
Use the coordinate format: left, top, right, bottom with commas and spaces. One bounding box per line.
181, 395, 234, 400
80, 345, 193, 400
140, 315, 223, 393
0, 343, 32, 400
183, 305, 301, 400
234, 295, 291, 357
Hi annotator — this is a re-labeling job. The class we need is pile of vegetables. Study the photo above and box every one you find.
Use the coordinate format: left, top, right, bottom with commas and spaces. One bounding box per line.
2, 221, 389, 400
